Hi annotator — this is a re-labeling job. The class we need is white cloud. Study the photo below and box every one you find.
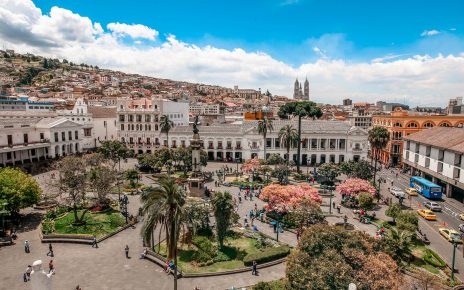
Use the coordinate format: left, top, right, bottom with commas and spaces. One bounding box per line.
312, 47, 328, 59
0, 0, 463, 106
107, 22, 158, 40
421, 29, 440, 37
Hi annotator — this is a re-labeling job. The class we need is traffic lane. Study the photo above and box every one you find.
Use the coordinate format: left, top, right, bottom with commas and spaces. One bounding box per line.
418, 218, 464, 280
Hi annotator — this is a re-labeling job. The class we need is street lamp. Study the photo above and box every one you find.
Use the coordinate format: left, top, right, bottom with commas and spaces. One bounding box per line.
451, 240, 457, 284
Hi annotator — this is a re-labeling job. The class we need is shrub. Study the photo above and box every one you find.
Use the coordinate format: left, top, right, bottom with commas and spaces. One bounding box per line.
357, 192, 375, 210
243, 245, 290, 266
193, 251, 213, 264
42, 221, 55, 234
197, 227, 214, 238
192, 236, 216, 257
423, 249, 446, 268
109, 214, 125, 228
396, 211, 418, 233
252, 280, 287, 290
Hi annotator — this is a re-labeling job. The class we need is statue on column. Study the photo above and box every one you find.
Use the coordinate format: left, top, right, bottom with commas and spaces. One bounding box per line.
30, 260, 54, 290
193, 115, 199, 134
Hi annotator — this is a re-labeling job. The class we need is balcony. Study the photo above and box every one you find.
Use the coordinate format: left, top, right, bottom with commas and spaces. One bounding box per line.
217, 146, 223, 150
226, 146, 233, 150
208, 145, 214, 150
235, 146, 242, 150
352, 148, 363, 152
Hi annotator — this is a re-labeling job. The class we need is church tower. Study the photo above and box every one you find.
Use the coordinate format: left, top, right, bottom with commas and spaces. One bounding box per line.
293, 78, 300, 99
304, 77, 309, 99
299, 83, 303, 98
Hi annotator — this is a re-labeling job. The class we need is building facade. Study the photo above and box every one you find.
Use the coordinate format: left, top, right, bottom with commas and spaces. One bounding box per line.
372, 108, 464, 166
87, 106, 118, 148
402, 127, 464, 201
118, 119, 368, 163
0, 112, 83, 166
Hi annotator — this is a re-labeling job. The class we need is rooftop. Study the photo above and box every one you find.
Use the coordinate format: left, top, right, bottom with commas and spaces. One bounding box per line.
403, 127, 464, 153
87, 106, 117, 118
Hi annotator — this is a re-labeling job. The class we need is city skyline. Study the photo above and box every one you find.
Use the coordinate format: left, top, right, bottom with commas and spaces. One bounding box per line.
1, 0, 463, 106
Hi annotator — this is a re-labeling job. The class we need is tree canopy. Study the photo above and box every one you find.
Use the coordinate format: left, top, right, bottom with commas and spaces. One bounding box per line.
0, 167, 41, 214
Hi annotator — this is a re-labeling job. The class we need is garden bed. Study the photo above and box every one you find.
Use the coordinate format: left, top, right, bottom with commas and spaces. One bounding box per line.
154, 229, 290, 274
42, 208, 126, 238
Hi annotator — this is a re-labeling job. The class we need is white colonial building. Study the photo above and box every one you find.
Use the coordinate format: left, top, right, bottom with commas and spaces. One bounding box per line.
57, 98, 94, 150
403, 127, 464, 200
117, 117, 368, 164
0, 111, 83, 166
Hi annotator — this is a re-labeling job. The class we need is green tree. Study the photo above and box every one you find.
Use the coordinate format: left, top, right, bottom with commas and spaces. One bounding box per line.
278, 101, 322, 173
125, 168, 140, 188
396, 210, 418, 233
340, 160, 373, 180
278, 125, 298, 165
0, 168, 41, 215
141, 177, 186, 290
98, 140, 132, 171
357, 192, 375, 210
258, 118, 273, 161
368, 126, 390, 185
376, 228, 413, 263
272, 165, 291, 184
385, 203, 402, 223
181, 199, 210, 243
160, 115, 174, 148
267, 153, 285, 165
317, 163, 340, 185
56, 156, 88, 225
211, 191, 234, 249
286, 224, 402, 290
89, 166, 115, 207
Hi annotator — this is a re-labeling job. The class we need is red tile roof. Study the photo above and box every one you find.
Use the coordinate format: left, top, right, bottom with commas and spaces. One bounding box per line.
403, 127, 464, 153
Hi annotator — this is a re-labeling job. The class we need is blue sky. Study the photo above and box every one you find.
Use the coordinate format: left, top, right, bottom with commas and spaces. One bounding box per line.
1, 0, 464, 105
33, 0, 464, 64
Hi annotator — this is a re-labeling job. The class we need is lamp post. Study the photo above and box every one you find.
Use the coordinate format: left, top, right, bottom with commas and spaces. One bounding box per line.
276, 221, 280, 242
328, 185, 335, 214
451, 240, 457, 284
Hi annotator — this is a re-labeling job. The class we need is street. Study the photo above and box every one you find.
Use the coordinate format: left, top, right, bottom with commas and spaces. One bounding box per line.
377, 168, 464, 279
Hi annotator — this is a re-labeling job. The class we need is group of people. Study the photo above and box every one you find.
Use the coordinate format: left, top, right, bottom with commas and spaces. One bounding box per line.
22, 241, 56, 283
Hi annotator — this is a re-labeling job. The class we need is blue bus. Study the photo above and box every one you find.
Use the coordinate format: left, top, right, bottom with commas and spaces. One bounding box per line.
410, 176, 442, 199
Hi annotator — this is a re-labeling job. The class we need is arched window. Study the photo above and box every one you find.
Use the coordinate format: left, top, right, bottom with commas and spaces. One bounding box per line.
439, 121, 451, 127
393, 122, 402, 127
423, 122, 434, 128
407, 122, 418, 128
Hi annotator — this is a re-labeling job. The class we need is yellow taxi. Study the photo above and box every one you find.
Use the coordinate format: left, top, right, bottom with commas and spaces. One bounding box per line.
406, 187, 418, 196
438, 228, 463, 243
417, 209, 437, 221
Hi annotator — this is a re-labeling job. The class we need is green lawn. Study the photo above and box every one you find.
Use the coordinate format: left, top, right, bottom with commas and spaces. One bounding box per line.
50, 209, 126, 238
155, 233, 270, 273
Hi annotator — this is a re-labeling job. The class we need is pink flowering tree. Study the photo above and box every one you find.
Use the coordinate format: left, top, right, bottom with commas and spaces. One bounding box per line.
260, 183, 322, 213
241, 158, 261, 173
336, 178, 376, 198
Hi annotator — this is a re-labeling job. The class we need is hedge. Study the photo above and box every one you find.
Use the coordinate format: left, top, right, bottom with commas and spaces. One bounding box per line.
243, 245, 290, 266
423, 249, 446, 268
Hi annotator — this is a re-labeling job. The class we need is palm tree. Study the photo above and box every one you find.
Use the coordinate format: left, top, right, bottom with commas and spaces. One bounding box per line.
160, 114, 174, 148
383, 228, 413, 263
278, 101, 322, 172
258, 118, 273, 161
278, 125, 298, 165
368, 126, 390, 185
211, 191, 234, 248
141, 177, 186, 290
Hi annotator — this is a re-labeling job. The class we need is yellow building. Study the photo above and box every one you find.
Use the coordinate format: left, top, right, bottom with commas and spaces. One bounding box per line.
372, 108, 464, 166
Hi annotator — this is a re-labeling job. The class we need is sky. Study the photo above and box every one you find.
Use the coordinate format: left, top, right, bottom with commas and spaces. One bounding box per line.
0, 0, 463, 106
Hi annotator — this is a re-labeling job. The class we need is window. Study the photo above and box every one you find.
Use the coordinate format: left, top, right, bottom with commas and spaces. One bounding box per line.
40, 133, 44, 140
425, 158, 430, 168
392, 144, 400, 154
414, 154, 419, 163
406, 141, 410, 150
119, 115, 125, 122
275, 139, 280, 148
120, 124, 124, 131
129, 137, 134, 144
320, 139, 326, 149
329, 139, 336, 150
236, 141, 242, 149
454, 168, 461, 179
439, 122, 451, 127
415, 144, 420, 153
208, 141, 214, 149
75, 131, 79, 139
145, 115, 151, 122
438, 162, 444, 173
227, 141, 233, 149
394, 122, 402, 127
62, 132, 65, 141
84, 128, 92, 137
136, 115, 142, 122
54, 132, 58, 142
218, 141, 223, 149
23, 134, 28, 144
407, 122, 418, 128
103, 121, 107, 127
423, 122, 434, 128
329, 154, 335, 163
68, 131, 72, 140
181, 140, 186, 148
266, 138, 272, 148
128, 115, 134, 122
339, 155, 344, 163
311, 139, 318, 149
426, 146, 431, 157
338, 139, 346, 150
405, 151, 410, 159
455, 154, 462, 167
438, 149, 444, 161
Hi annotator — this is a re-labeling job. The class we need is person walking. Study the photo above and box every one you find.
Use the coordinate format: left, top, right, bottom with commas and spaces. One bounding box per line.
47, 243, 54, 257
24, 240, 30, 253
48, 260, 54, 274
252, 260, 257, 275
75, 285, 82, 290
124, 245, 130, 258
24, 265, 32, 282
92, 236, 98, 248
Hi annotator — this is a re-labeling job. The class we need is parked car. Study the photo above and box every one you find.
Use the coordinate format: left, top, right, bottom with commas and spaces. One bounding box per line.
223, 182, 231, 187
417, 209, 437, 221
423, 201, 442, 212
390, 187, 406, 199
438, 228, 463, 243
459, 214, 464, 221
406, 187, 418, 196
